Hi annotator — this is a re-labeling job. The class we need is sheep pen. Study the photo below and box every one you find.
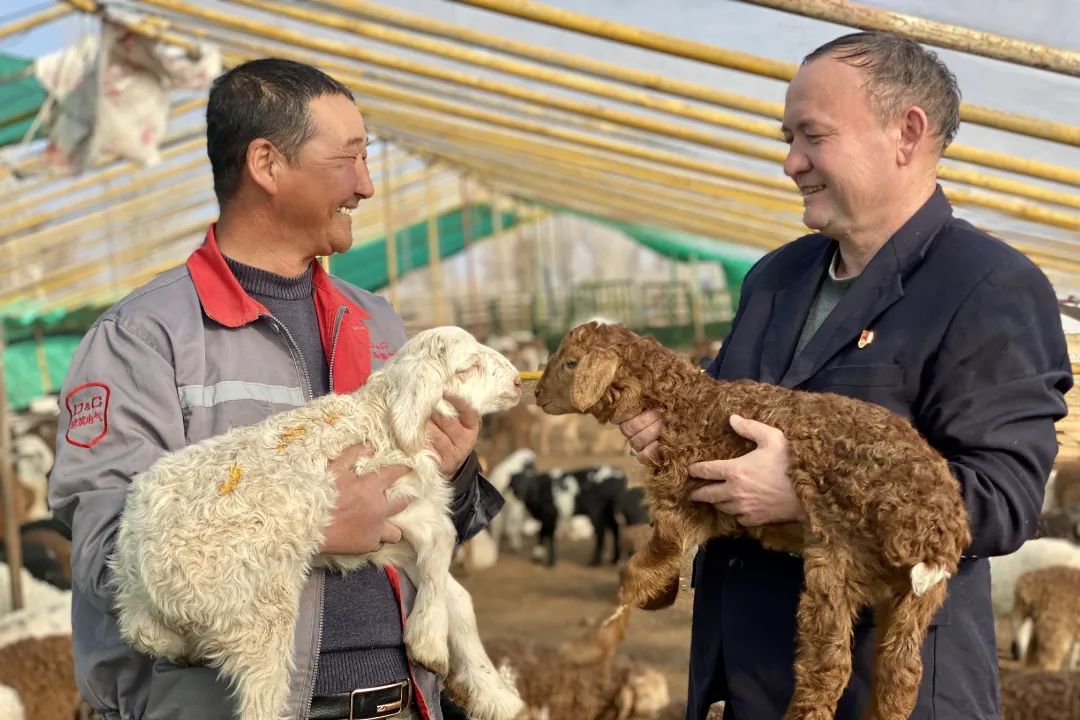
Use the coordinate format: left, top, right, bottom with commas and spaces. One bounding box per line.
534, 322, 971, 720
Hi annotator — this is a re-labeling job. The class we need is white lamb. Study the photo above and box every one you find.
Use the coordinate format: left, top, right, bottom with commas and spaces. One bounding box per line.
109, 326, 526, 720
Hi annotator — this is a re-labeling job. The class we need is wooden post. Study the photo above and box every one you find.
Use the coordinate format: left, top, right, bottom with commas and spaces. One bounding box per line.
426, 166, 447, 326
690, 254, 705, 344
460, 176, 480, 334
381, 141, 398, 308
0, 322, 24, 611
491, 194, 513, 333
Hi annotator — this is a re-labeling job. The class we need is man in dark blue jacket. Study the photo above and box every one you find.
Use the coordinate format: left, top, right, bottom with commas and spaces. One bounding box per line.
619, 32, 1072, 720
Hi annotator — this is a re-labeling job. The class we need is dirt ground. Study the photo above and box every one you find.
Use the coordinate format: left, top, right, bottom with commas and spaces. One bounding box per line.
459, 446, 697, 711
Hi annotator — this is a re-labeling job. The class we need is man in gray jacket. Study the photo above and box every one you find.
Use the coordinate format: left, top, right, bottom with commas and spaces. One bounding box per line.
49, 58, 502, 720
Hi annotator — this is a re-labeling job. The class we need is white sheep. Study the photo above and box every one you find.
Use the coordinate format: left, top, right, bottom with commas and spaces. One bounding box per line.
0, 596, 71, 650
0, 684, 24, 720
109, 326, 525, 720
990, 538, 1080, 616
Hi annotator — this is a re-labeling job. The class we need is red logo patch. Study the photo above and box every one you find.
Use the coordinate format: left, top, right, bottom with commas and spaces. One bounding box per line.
65, 382, 111, 448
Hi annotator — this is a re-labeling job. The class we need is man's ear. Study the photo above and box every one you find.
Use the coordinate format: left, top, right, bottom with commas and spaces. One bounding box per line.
896, 105, 930, 166
571, 348, 620, 412
246, 138, 282, 197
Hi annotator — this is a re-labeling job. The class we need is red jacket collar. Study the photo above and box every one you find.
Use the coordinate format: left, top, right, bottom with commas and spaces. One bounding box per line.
187, 224, 373, 392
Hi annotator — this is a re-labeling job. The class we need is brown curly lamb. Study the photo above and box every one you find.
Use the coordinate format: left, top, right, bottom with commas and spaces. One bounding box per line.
999, 667, 1080, 720
534, 322, 972, 720
1011, 566, 1080, 671
0, 634, 80, 720
478, 607, 670, 720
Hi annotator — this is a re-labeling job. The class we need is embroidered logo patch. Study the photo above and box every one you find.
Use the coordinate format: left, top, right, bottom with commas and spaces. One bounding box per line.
65, 382, 111, 448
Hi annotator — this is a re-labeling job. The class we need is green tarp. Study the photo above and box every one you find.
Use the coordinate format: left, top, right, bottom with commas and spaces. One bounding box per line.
332, 204, 520, 291
0, 51, 46, 147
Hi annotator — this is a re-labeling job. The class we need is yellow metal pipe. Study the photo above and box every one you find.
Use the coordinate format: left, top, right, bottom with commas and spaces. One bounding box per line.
2, 191, 212, 295
345, 78, 1080, 231
472, 171, 791, 253
178, 20, 688, 156
192, 0, 786, 144
18, 171, 462, 314
0, 215, 213, 304
472, 169, 1080, 276
450, 0, 1080, 148
451, 0, 796, 80
381, 120, 808, 236
0, 176, 212, 280
374, 107, 1080, 270
739, 0, 1080, 77
63, 0, 202, 55
312, 0, 787, 119
0, 4, 72, 41
201, 0, 1080, 191
0, 136, 207, 221
418, 149, 796, 246
358, 101, 804, 213
425, 166, 447, 326
39, 254, 193, 314
381, 141, 398, 308
0, 155, 207, 240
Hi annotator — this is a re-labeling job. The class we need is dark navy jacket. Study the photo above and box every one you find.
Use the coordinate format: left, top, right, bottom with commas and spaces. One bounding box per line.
688, 187, 1072, 720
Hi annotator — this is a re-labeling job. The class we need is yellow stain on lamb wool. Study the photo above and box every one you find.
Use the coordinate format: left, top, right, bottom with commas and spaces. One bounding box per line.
219, 463, 243, 495
275, 425, 308, 451
322, 412, 342, 426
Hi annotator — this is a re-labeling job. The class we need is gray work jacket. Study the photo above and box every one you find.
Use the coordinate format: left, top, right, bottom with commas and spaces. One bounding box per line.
49, 226, 500, 720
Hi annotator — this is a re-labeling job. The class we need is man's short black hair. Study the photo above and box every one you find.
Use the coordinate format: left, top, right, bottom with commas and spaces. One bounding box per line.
206, 58, 354, 209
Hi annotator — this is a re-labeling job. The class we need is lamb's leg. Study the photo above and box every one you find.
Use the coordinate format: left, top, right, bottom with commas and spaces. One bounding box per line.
117, 597, 189, 661
865, 582, 946, 720
1031, 614, 1074, 671
784, 544, 857, 720
444, 574, 525, 720
619, 504, 709, 610
589, 512, 605, 566
213, 603, 296, 720
609, 507, 621, 565
399, 513, 455, 676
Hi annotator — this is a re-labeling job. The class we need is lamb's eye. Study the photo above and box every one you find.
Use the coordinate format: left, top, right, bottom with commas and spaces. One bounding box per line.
565, 359, 578, 369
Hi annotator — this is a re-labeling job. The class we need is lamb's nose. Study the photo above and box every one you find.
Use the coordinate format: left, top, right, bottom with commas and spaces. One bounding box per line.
513, 375, 522, 388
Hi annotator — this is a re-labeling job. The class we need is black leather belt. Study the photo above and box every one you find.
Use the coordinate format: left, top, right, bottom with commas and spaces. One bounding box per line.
309, 679, 412, 720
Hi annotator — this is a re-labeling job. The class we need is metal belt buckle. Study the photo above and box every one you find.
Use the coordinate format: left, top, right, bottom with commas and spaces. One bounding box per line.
349, 679, 410, 720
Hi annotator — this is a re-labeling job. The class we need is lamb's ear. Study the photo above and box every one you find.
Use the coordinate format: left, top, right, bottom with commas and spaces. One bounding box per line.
387, 356, 446, 455
571, 348, 620, 412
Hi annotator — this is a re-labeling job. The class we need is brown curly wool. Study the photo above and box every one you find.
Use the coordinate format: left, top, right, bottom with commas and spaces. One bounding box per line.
999, 667, 1080, 720
534, 322, 971, 720
1012, 566, 1080, 671
482, 638, 667, 720
0, 634, 80, 720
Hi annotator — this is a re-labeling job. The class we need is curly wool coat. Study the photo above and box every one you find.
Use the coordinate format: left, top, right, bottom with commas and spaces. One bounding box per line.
536, 320, 970, 720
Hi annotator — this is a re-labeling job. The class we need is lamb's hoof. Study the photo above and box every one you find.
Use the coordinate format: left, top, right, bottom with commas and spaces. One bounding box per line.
467, 682, 526, 720
404, 622, 450, 676
619, 574, 679, 611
